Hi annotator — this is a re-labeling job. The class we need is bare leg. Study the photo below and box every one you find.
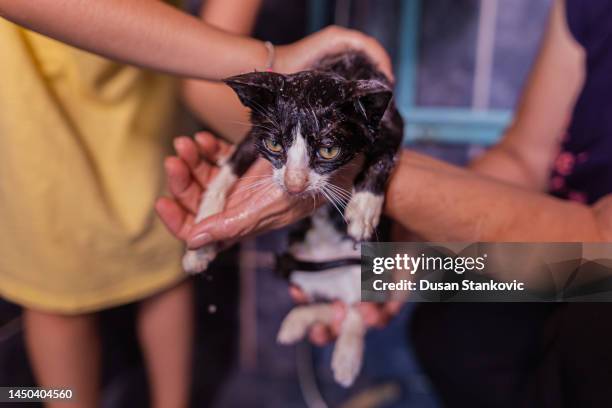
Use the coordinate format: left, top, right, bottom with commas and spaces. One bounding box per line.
137, 279, 194, 408
23, 309, 101, 408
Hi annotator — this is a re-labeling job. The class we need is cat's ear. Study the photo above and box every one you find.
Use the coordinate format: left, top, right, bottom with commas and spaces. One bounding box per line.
224, 72, 285, 112
346, 80, 392, 129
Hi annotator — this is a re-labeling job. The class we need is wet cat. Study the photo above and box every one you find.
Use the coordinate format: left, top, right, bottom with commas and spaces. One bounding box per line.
183, 51, 403, 386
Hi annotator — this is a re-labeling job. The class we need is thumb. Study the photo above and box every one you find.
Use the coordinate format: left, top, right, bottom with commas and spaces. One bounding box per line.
187, 208, 245, 249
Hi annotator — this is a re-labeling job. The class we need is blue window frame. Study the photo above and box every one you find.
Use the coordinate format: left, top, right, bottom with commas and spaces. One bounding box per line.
308, 0, 513, 146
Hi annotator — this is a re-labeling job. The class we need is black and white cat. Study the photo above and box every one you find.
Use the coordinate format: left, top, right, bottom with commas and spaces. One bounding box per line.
183, 52, 403, 386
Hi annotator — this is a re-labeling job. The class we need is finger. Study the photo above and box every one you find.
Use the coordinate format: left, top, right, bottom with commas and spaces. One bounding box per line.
309, 324, 333, 346
361, 36, 394, 82
289, 286, 309, 303
194, 131, 221, 162
165, 157, 201, 213
330, 302, 346, 337
165, 156, 190, 194
186, 207, 244, 249
175, 136, 218, 187
385, 301, 403, 316
155, 197, 188, 239
358, 303, 389, 328
336, 28, 394, 82
195, 131, 233, 163
174, 136, 200, 169
190, 186, 293, 249
186, 186, 282, 248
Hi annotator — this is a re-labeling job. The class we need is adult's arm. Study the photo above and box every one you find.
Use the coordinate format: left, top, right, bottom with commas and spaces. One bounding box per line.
468, 0, 585, 189
385, 150, 612, 242
181, 0, 261, 142
0, 0, 392, 80
382, 0, 597, 242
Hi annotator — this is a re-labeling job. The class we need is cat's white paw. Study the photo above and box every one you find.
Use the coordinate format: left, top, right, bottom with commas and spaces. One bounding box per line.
331, 333, 364, 387
277, 310, 309, 345
345, 191, 384, 242
182, 164, 236, 275
182, 246, 216, 275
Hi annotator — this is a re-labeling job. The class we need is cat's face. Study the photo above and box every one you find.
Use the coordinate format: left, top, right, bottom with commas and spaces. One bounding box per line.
225, 71, 391, 195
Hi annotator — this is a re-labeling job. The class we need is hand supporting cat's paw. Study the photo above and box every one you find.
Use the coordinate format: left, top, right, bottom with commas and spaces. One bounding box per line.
345, 191, 384, 242
182, 246, 217, 275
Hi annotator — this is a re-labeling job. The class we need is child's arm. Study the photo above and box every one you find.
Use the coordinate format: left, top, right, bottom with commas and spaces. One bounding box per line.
182, 0, 262, 143
0, 0, 265, 79
0, 0, 392, 81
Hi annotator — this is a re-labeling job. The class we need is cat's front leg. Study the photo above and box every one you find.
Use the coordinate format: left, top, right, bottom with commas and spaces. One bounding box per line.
331, 305, 365, 387
345, 150, 397, 242
182, 164, 237, 274
182, 133, 259, 274
345, 191, 384, 242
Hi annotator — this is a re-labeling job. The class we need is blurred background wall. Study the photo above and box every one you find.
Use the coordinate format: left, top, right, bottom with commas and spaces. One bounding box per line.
0, 1, 552, 407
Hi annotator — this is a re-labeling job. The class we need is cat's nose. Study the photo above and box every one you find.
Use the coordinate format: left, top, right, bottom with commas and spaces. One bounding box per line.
284, 170, 308, 194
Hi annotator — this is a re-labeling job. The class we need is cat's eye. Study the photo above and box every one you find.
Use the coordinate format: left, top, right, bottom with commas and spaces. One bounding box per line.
318, 146, 340, 160
264, 138, 283, 153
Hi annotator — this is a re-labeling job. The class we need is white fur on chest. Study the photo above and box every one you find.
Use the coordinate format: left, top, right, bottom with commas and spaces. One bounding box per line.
288, 208, 361, 304
290, 267, 361, 304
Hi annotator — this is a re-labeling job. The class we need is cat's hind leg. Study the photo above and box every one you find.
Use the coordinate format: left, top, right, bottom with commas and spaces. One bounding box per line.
277, 303, 335, 345
182, 133, 258, 274
331, 305, 366, 387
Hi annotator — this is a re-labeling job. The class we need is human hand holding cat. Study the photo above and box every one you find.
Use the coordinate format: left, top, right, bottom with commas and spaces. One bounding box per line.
275, 26, 394, 81
158, 133, 369, 250
156, 132, 326, 248
156, 132, 228, 242
289, 286, 402, 346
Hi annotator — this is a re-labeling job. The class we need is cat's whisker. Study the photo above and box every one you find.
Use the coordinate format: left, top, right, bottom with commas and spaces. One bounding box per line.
309, 191, 318, 215
321, 186, 349, 222
229, 177, 274, 197
221, 119, 253, 127
247, 99, 281, 128
319, 188, 347, 225
252, 123, 277, 132
330, 187, 352, 200
326, 183, 352, 201
323, 183, 351, 203
239, 179, 274, 199
251, 182, 278, 207
309, 104, 320, 132
239, 179, 275, 194
238, 174, 273, 180
326, 192, 348, 209
218, 119, 276, 136
373, 224, 380, 243
239, 176, 273, 186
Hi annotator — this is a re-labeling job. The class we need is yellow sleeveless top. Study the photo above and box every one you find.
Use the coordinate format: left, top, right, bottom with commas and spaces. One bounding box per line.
0, 21, 185, 313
